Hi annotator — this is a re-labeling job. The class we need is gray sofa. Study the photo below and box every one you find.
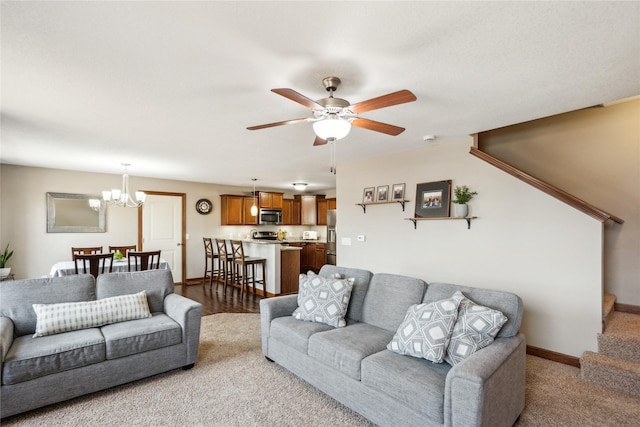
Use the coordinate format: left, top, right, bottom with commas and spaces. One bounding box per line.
0, 269, 202, 418
260, 265, 525, 427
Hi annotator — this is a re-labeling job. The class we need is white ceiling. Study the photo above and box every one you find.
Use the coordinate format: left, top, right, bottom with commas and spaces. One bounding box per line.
2, 1, 639, 192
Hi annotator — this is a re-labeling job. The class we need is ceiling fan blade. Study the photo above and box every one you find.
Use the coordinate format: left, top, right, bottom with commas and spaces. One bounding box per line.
351, 118, 406, 136
313, 136, 328, 146
272, 88, 324, 110
247, 118, 310, 131
349, 90, 417, 114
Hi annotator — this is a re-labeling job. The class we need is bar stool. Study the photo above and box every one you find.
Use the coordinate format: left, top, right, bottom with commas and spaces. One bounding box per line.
202, 238, 219, 289
230, 240, 266, 298
215, 238, 234, 294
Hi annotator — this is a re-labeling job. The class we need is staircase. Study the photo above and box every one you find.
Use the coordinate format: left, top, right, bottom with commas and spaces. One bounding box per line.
580, 294, 640, 398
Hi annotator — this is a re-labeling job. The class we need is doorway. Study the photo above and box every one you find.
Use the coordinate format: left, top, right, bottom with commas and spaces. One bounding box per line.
137, 191, 186, 284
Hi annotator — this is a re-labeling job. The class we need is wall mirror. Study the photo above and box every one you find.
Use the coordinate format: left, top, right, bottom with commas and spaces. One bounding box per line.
47, 192, 106, 233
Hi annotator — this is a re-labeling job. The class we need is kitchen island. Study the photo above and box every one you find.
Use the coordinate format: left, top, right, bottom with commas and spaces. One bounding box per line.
229, 240, 302, 296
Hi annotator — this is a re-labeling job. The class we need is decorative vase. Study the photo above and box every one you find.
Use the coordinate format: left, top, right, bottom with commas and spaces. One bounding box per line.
453, 204, 468, 218
0, 267, 11, 278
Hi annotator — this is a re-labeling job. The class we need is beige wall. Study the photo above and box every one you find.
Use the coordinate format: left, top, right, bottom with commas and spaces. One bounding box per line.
479, 98, 640, 306
0, 165, 327, 282
337, 137, 603, 357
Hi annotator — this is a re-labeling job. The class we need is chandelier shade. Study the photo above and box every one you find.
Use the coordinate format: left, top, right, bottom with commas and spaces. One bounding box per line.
312, 114, 351, 140
102, 164, 145, 208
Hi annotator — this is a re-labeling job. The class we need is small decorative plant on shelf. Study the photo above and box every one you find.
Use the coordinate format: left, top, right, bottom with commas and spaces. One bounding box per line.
452, 185, 478, 218
0, 243, 14, 277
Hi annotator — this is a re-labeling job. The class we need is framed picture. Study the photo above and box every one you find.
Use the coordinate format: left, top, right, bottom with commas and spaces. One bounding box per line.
392, 183, 406, 201
376, 185, 389, 202
414, 180, 452, 218
363, 187, 375, 203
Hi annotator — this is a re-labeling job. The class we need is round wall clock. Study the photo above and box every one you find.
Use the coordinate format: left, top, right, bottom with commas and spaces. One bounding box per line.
195, 198, 213, 215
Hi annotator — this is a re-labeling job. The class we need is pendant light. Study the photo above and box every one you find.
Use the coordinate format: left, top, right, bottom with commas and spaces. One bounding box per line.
250, 178, 258, 216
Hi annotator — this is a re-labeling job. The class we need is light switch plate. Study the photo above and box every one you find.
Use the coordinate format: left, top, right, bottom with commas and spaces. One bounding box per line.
357, 235, 366, 242
341, 237, 352, 246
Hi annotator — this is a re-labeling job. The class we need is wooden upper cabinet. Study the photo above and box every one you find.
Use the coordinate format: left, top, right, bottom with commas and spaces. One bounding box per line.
292, 199, 301, 225
282, 199, 293, 225
243, 197, 258, 225
317, 198, 328, 225
259, 192, 284, 209
220, 195, 244, 225
327, 198, 337, 210
295, 195, 316, 225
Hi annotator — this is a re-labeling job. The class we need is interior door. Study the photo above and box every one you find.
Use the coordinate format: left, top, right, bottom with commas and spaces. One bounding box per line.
138, 192, 185, 283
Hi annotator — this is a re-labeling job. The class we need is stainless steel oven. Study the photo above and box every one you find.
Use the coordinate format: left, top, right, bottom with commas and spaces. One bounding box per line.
258, 208, 282, 225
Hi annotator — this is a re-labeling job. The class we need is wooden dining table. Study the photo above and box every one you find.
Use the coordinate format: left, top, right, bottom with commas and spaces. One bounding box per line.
49, 258, 169, 277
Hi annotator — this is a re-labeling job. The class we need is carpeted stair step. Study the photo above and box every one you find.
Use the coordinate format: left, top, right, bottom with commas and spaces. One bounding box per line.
599, 311, 640, 363
580, 351, 640, 398
602, 293, 616, 329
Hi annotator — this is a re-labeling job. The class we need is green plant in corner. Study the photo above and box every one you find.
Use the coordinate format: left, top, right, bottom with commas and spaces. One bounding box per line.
452, 185, 478, 204
0, 243, 14, 268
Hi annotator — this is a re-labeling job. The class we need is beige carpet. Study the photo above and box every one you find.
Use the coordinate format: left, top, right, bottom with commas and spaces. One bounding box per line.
4, 313, 640, 426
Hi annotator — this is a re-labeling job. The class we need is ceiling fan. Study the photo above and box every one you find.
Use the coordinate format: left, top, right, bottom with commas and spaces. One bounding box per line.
247, 77, 417, 146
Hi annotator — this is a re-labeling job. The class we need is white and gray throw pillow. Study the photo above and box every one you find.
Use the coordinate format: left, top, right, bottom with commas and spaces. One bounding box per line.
387, 293, 463, 363
292, 273, 354, 328
33, 290, 151, 337
444, 291, 508, 365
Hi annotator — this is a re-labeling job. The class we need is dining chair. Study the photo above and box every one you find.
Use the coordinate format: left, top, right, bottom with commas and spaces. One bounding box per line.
230, 240, 266, 298
108, 245, 137, 256
202, 238, 219, 290
71, 246, 103, 258
215, 239, 234, 294
74, 253, 113, 278
128, 250, 161, 272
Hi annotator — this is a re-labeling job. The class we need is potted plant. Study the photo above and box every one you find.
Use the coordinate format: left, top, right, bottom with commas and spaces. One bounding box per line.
452, 185, 478, 218
0, 243, 14, 278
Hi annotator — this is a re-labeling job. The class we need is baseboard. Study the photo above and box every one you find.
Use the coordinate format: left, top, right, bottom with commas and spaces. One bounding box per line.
526, 345, 580, 368
614, 302, 640, 315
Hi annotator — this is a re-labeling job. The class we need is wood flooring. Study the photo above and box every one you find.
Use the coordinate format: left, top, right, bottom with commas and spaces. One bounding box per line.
176, 279, 262, 316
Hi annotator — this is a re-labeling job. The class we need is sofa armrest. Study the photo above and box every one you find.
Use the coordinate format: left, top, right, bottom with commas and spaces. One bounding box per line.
0, 317, 14, 363
260, 294, 298, 356
444, 333, 526, 427
163, 293, 203, 365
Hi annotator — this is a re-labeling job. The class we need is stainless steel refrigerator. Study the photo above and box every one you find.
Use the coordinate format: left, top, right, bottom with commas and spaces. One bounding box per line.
327, 209, 337, 265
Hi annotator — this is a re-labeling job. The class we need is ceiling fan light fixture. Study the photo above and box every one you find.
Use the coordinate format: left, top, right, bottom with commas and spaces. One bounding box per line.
293, 183, 307, 191
312, 115, 351, 141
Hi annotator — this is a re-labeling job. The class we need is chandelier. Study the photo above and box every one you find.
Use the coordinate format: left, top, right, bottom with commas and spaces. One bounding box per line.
102, 163, 146, 208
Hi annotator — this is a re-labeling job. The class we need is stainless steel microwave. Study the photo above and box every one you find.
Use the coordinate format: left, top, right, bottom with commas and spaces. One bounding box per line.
259, 208, 282, 225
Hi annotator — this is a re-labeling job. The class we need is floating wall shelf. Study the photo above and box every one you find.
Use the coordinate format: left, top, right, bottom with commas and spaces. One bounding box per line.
356, 200, 409, 213
405, 216, 477, 229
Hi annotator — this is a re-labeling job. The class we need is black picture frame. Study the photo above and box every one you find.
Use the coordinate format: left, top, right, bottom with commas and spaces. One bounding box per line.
414, 180, 452, 218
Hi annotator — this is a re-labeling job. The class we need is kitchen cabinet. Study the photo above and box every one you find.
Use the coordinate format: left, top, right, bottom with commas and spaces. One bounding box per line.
282, 199, 293, 225
313, 243, 327, 272
220, 195, 244, 225
243, 198, 258, 225
259, 192, 283, 209
291, 242, 326, 273
292, 199, 301, 225
280, 248, 301, 295
295, 194, 325, 225
317, 198, 328, 225
328, 198, 337, 210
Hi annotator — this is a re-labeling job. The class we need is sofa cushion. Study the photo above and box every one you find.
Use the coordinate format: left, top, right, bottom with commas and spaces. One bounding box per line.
2, 328, 105, 385
292, 274, 354, 328
387, 294, 463, 363
444, 291, 508, 365
361, 349, 451, 423
0, 275, 96, 337
32, 291, 151, 337
318, 265, 373, 322
360, 273, 427, 332
270, 316, 333, 354
101, 313, 182, 359
423, 282, 522, 338
308, 322, 393, 380
96, 270, 174, 313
